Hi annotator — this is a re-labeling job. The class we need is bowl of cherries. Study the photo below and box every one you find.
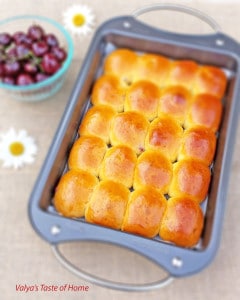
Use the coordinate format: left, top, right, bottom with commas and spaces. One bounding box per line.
0, 15, 74, 101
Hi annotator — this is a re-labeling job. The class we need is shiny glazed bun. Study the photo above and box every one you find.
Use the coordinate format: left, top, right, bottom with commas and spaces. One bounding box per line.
194, 65, 227, 98
122, 186, 167, 238
178, 126, 217, 165
167, 60, 198, 90
185, 93, 222, 132
91, 74, 125, 112
124, 80, 160, 120
133, 150, 173, 194
68, 136, 107, 176
99, 145, 137, 188
110, 111, 149, 154
136, 53, 171, 87
145, 114, 183, 161
54, 170, 98, 218
158, 85, 192, 125
169, 159, 211, 203
79, 104, 116, 143
104, 48, 139, 86
159, 197, 204, 247
85, 180, 130, 229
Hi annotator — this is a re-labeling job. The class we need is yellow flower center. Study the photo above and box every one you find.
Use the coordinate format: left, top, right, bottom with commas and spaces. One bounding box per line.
72, 14, 86, 27
9, 142, 25, 156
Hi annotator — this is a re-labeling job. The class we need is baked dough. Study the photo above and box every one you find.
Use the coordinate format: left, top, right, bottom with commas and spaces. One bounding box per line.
85, 180, 130, 229
194, 65, 227, 99
136, 53, 171, 87
54, 170, 98, 218
178, 126, 217, 165
167, 60, 198, 90
124, 80, 160, 120
145, 114, 183, 162
91, 74, 125, 112
158, 85, 192, 125
133, 150, 173, 194
68, 135, 107, 176
110, 111, 149, 154
104, 48, 139, 86
99, 145, 137, 188
169, 159, 211, 203
185, 93, 222, 132
159, 197, 204, 247
122, 186, 167, 238
79, 104, 116, 143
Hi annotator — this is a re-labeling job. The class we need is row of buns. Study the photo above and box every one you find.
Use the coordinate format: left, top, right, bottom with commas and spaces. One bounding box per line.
54, 171, 204, 247
53, 48, 226, 248
102, 48, 227, 99
79, 107, 217, 163
91, 78, 223, 132
68, 136, 211, 202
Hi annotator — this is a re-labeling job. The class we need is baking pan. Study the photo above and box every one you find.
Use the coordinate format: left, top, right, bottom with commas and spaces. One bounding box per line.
28, 4, 240, 291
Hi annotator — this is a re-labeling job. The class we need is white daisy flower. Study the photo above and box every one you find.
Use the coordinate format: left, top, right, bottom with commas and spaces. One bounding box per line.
63, 4, 95, 36
0, 128, 37, 169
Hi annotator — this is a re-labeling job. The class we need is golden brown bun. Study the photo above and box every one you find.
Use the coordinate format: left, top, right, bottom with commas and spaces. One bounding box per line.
145, 115, 183, 162
79, 105, 116, 143
136, 53, 171, 87
185, 93, 222, 132
54, 170, 98, 218
91, 75, 125, 112
85, 180, 130, 229
158, 85, 192, 125
178, 126, 217, 165
133, 150, 173, 194
99, 145, 137, 188
124, 80, 160, 121
122, 186, 167, 238
104, 48, 139, 86
159, 197, 204, 247
194, 65, 227, 98
68, 136, 107, 176
167, 60, 198, 90
110, 111, 149, 154
169, 159, 211, 203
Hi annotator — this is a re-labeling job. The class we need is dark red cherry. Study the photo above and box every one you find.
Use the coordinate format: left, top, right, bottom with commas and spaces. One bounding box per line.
0, 63, 5, 76
2, 76, 15, 85
13, 31, 32, 45
44, 33, 59, 47
32, 41, 49, 57
4, 60, 21, 76
23, 62, 38, 74
13, 31, 26, 44
22, 35, 33, 46
35, 72, 49, 82
28, 25, 45, 40
51, 46, 67, 62
15, 44, 31, 59
6, 47, 17, 59
16, 73, 34, 85
41, 53, 60, 74
0, 33, 12, 46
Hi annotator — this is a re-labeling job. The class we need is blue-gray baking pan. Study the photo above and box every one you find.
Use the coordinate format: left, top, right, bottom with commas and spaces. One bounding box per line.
28, 4, 240, 291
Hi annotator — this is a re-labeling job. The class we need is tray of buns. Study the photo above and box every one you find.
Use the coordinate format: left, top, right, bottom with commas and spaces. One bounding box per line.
29, 6, 240, 285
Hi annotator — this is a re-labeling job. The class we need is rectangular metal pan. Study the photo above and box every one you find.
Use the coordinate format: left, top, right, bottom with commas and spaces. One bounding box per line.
28, 8, 240, 287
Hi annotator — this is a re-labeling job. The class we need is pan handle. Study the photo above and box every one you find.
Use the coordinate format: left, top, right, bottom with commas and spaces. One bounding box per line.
132, 3, 221, 33
51, 244, 174, 292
